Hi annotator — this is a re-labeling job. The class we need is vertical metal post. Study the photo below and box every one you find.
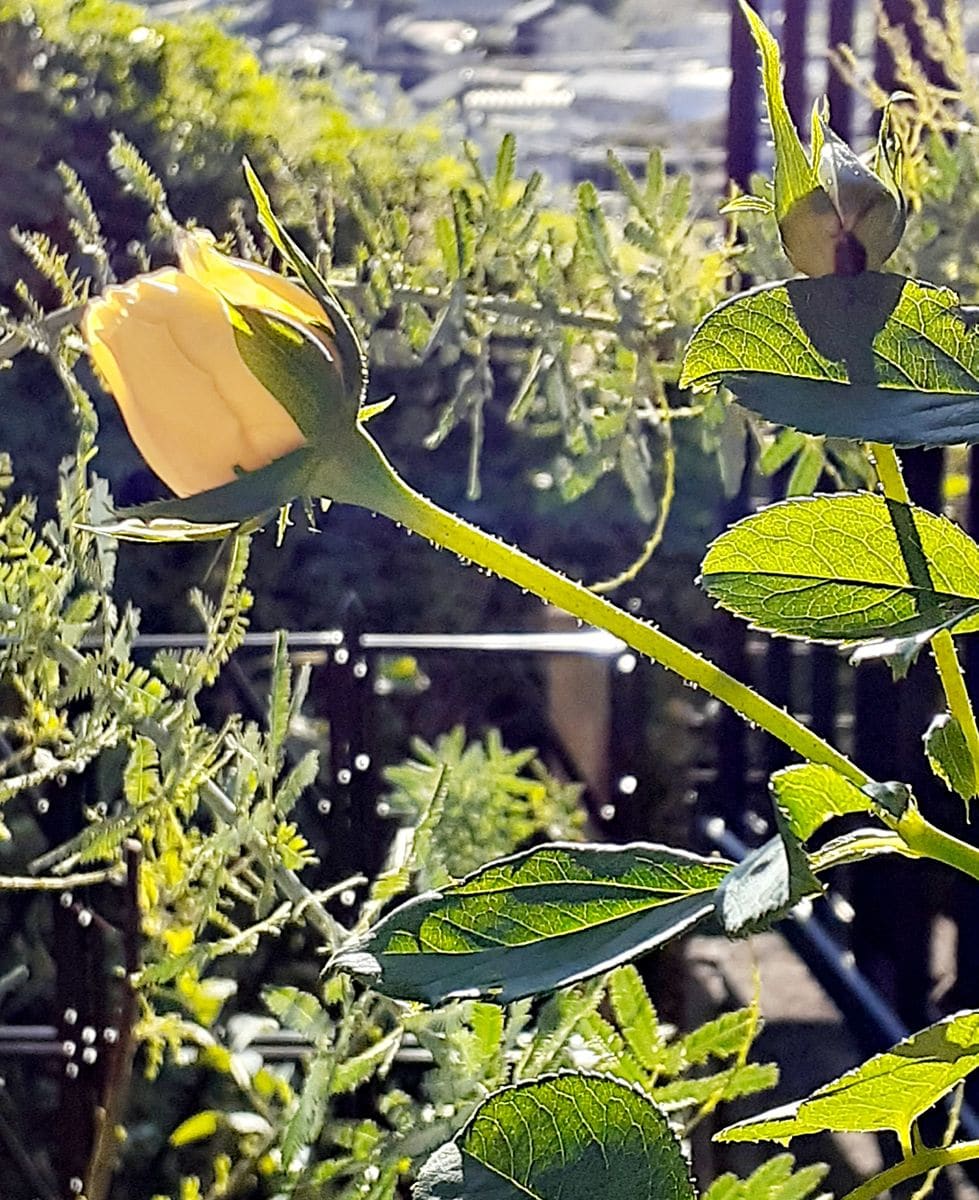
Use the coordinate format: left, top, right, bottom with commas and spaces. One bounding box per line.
826, 0, 856, 139
316, 598, 387, 885
727, 0, 761, 190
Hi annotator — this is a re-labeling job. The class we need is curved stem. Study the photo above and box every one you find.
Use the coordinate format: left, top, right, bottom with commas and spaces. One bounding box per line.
323, 432, 979, 883
339, 432, 869, 786
841, 1140, 979, 1200
893, 803, 979, 882
872, 442, 979, 792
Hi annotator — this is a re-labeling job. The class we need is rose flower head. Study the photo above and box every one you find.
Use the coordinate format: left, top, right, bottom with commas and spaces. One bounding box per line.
83, 229, 343, 498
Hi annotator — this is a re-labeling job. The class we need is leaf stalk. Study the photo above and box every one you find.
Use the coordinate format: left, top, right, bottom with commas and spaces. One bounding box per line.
841, 1140, 979, 1200
871, 442, 979, 797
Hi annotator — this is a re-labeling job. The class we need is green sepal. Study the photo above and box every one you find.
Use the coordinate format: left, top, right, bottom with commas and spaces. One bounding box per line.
816, 119, 905, 271
242, 158, 367, 409
738, 0, 817, 224
80, 517, 243, 543
105, 447, 317, 536
229, 304, 356, 444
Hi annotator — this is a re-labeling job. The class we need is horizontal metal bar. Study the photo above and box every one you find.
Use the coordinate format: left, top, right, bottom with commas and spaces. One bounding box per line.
361, 630, 627, 656
0, 1025, 435, 1067
0, 1025, 57, 1040
0, 628, 628, 657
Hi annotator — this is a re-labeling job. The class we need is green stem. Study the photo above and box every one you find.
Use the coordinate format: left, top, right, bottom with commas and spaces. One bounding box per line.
841, 1140, 979, 1200
338, 432, 869, 786
872, 442, 979, 790
893, 803, 979, 882
327, 432, 979, 883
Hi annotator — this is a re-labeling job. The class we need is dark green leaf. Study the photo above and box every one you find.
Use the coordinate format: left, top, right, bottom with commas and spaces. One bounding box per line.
701, 493, 979, 643
717, 1009, 979, 1146
715, 831, 820, 938
333, 842, 729, 1005
848, 603, 979, 680
861, 780, 912, 819
680, 274, 979, 447
413, 1074, 695, 1200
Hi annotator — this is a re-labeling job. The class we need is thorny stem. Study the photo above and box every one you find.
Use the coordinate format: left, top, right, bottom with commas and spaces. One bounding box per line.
871, 443, 979, 796
328, 431, 979, 884
340, 433, 870, 785
840, 1140, 979, 1200
891, 803, 979, 882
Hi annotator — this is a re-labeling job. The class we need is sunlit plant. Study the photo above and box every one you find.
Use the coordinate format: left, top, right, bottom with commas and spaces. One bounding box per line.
8, 0, 979, 1196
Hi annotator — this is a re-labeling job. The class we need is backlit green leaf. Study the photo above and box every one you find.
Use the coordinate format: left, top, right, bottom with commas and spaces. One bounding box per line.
608, 964, 665, 1072
717, 1009, 979, 1146
651, 1062, 779, 1110
924, 713, 977, 801
704, 1154, 829, 1200
770, 764, 871, 843
701, 493, 979, 643
333, 842, 730, 1005
413, 1074, 695, 1200
680, 274, 979, 447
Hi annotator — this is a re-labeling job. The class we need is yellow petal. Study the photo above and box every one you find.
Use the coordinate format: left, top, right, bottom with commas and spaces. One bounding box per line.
82, 269, 305, 497
176, 229, 333, 331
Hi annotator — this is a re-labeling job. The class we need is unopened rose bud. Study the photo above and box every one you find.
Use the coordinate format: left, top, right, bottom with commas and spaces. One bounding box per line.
779, 122, 905, 277
82, 231, 341, 498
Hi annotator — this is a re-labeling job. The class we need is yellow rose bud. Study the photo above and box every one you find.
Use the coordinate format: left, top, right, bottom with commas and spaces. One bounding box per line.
82, 232, 340, 499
